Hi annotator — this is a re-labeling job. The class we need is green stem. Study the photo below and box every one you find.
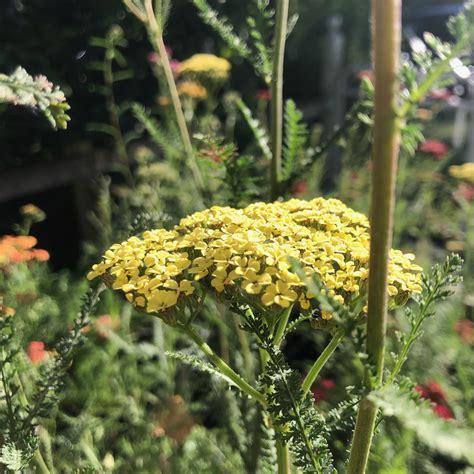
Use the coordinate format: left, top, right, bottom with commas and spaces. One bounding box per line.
143, 0, 204, 190
270, 0, 289, 200
273, 305, 292, 347
233, 314, 255, 382
347, 1, 402, 473
182, 324, 266, 406
301, 332, 343, 395
34, 449, 51, 474
276, 439, 291, 474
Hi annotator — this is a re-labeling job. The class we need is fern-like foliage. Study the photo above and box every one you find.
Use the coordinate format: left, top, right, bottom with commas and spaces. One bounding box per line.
192, 0, 275, 83
370, 384, 474, 464
192, 0, 251, 60
0, 285, 104, 471
237, 99, 272, 160
0, 314, 38, 470
282, 99, 308, 181
132, 103, 182, 159
246, 0, 274, 84
387, 254, 463, 385
240, 308, 334, 473
0, 67, 70, 129
399, 2, 473, 118
165, 350, 237, 387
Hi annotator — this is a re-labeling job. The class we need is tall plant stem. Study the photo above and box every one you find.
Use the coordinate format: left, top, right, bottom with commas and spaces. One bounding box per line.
270, 0, 289, 200
182, 324, 267, 406
276, 439, 290, 474
301, 332, 343, 395
347, 1, 402, 473
141, 0, 204, 189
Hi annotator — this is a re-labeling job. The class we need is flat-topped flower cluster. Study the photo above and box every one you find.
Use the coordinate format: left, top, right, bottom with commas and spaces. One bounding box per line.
449, 163, 474, 184
88, 198, 422, 316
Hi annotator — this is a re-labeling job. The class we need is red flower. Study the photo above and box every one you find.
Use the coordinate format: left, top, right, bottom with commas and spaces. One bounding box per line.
458, 184, 474, 202
311, 378, 336, 403
27, 341, 48, 366
256, 89, 271, 101
433, 404, 454, 420
415, 380, 454, 420
419, 140, 449, 160
320, 379, 336, 390
357, 69, 374, 83
292, 180, 307, 197
454, 319, 474, 345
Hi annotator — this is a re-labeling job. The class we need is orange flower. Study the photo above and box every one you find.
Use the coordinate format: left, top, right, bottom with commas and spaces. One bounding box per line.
31, 249, 50, 262
177, 81, 207, 99
95, 315, 120, 338
0, 305, 16, 317
0, 235, 49, 268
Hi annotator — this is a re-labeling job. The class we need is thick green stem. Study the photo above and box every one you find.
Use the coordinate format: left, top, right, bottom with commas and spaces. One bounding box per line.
182, 325, 267, 406
270, 0, 289, 200
142, 0, 204, 190
273, 305, 292, 347
347, 1, 402, 473
301, 332, 343, 395
34, 449, 51, 474
276, 439, 291, 474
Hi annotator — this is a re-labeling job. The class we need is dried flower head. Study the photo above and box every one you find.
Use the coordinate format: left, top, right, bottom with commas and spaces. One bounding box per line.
88, 198, 422, 320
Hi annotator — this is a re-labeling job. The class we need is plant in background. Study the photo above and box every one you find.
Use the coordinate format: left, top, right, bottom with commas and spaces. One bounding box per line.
88, 26, 135, 186
0, 67, 70, 130
0, 285, 104, 472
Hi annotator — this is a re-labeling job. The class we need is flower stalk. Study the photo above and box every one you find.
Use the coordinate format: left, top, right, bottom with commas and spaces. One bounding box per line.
276, 440, 290, 474
125, 0, 204, 190
301, 331, 343, 395
347, 1, 402, 472
182, 324, 267, 406
270, 0, 289, 200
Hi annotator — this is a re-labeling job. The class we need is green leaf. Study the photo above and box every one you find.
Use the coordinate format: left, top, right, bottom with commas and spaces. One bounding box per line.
283, 99, 308, 180
237, 99, 271, 160
165, 351, 237, 387
370, 386, 474, 464
192, 0, 251, 60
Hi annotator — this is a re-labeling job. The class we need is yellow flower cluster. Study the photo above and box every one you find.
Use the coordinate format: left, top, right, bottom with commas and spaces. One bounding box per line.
449, 163, 474, 184
177, 81, 208, 99
88, 198, 422, 317
179, 54, 231, 80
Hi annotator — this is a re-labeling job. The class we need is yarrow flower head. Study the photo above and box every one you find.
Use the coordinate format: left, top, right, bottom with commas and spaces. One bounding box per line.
449, 163, 474, 184
88, 198, 422, 323
178, 54, 231, 80
177, 81, 208, 100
